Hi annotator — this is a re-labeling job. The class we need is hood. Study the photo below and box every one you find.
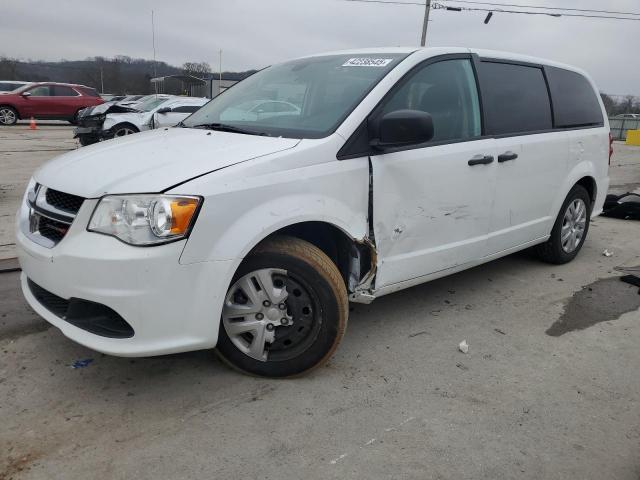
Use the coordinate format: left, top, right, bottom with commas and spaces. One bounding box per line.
35, 128, 301, 198
81, 101, 140, 117
103, 111, 147, 129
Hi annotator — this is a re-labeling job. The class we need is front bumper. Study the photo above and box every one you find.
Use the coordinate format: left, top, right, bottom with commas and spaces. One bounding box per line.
73, 125, 109, 140
16, 199, 234, 356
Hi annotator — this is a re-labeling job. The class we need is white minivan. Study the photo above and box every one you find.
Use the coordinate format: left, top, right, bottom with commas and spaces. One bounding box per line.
17, 47, 610, 377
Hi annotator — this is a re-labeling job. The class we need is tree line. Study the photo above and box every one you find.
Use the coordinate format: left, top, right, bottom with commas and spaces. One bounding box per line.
0, 55, 256, 95
600, 94, 640, 117
1, 55, 637, 115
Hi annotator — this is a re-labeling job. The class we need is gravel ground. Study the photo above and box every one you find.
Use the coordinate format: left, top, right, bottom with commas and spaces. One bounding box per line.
0, 125, 639, 480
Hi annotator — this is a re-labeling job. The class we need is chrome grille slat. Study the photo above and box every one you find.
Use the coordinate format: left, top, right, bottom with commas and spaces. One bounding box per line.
23, 185, 85, 248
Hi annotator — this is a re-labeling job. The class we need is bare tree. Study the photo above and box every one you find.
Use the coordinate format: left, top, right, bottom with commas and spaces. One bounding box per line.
182, 62, 211, 78
0, 56, 19, 80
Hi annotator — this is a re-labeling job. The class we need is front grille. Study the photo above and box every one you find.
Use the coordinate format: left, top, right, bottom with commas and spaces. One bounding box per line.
45, 188, 84, 215
27, 279, 135, 338
24, 185, 85, 248
37, 215, 70, 243
78, 117, 103, 128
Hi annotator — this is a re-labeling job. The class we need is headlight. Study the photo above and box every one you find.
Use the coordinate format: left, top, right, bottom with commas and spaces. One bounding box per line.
88, 194, 201, 246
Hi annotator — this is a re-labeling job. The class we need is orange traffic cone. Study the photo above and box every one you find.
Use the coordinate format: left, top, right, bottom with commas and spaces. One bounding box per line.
29, 117, 37, 130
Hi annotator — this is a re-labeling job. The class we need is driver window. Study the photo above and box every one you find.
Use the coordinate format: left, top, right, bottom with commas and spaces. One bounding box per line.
28, 86, 51, 96
381, 59, 481, 143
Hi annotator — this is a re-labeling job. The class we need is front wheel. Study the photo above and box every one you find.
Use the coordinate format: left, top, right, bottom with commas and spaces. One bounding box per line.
216, 236, 348, 377
535, 185, 591, 264
112, 123, 139, 138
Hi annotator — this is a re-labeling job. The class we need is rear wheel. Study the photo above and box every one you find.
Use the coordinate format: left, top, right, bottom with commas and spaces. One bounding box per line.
0, 106, 17, 125
216, 236, 348, 377
535, 185, 591, 264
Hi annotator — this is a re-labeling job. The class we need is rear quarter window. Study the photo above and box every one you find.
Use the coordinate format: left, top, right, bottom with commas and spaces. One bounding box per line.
478, 61, 552, 135
545, 67, 603, 128
76, 87, 101, 97
53, 85, 79, 96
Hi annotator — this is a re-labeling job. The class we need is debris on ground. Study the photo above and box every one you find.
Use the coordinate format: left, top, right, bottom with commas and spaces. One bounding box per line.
602, 249, 614, 257
456, 362, 469, 371
71, 359, 94, 369
458, 340, 469, 354
409, 331, 428, 338
602, 192, 640, 220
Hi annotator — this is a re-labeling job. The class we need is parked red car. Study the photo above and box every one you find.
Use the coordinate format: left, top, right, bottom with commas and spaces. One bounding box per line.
0, 82, 104, 125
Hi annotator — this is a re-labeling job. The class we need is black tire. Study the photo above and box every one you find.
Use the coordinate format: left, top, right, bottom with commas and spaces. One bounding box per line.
0, 106, 18, 126
111, 123, 139, 138
216, 236, 348, 377
78, 134, 99, 146
535, 185, 592, 264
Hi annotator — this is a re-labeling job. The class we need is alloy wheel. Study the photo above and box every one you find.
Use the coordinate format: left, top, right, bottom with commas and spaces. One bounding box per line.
561, 198, 587, 253
0, 108, 16, 125
114, 127, 135, 136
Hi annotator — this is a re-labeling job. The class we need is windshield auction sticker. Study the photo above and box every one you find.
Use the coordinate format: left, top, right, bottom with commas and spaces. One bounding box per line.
342, 58, 394, 67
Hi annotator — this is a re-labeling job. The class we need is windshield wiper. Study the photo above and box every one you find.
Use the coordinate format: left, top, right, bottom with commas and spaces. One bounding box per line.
190, 123, 268, 136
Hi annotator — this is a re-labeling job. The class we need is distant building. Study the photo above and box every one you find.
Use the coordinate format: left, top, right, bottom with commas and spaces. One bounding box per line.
150, 74, 237, 98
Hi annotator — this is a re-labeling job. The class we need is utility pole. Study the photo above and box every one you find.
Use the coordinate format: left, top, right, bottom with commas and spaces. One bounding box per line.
152, 10, 158, 94
218, 49, 223, 95
100, 67, 104, 93
420, 0, 432, 47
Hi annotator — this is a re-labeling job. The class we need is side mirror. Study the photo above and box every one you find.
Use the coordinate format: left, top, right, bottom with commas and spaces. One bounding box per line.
369, 109, 434, 150
21, 92, 32, 97
156, 107, 171, 114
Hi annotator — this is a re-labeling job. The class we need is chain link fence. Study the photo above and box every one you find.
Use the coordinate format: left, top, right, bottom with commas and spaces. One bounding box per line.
609, 117, 640, 141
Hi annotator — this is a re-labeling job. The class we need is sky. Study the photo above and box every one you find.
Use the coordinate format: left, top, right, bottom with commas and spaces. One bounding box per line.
1, 0, 639, 95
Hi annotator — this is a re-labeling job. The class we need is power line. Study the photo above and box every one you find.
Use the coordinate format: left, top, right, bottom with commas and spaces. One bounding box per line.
437, 2, 640, 21
444, 0, 640, 16
342, 0, 640, 21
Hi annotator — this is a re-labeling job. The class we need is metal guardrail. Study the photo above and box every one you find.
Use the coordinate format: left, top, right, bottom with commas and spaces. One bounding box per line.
609, 117, 640, 141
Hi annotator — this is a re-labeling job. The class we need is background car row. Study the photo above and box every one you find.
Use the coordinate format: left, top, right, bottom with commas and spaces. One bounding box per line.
0, 81, 103, 125
74, 94, 208, 145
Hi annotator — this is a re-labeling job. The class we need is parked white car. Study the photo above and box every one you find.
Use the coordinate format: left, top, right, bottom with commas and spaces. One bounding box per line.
17, 47, 610, 377
0, 80, 31, 93
74, 95, 208, 145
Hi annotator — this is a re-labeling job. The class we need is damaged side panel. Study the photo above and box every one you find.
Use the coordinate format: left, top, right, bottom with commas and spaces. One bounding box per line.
369, 139, 497, 290
348, 237, 378, 303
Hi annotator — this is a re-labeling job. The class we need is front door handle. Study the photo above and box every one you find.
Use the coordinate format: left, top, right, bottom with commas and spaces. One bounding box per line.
498, 151, 518, 162
468, 155, 494, 166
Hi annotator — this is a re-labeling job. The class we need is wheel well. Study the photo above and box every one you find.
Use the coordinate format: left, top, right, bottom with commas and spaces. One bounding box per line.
256, 221, 375, 292
112, 122, 139, 132
0, 105, 19, 118
576, 176, 597, 206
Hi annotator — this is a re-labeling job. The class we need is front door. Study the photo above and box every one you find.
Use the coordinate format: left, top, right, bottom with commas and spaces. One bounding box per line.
21, 85, 57, 118
371, 57, 497, 288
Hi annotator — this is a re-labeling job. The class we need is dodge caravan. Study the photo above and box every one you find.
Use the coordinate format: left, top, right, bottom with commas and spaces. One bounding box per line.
17, 47, 610, 377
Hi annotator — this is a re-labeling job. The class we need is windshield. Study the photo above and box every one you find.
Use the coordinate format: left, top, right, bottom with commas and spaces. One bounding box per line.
136, 96, 170, 112
182, 53, 407, 138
